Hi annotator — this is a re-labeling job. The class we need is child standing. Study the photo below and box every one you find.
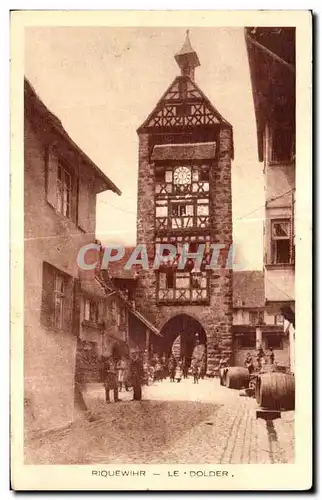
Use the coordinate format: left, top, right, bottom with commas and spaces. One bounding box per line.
175, 362, 183, 383
192, 360, 200, 384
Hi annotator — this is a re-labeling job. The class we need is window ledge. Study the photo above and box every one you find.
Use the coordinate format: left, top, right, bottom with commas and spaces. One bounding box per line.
266, 263, 295, 270
157, 299, 210, 306
82, 320, 104, 329
267, 160, 295, 167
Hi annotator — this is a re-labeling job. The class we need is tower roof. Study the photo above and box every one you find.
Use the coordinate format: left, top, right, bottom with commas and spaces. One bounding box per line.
175, 30, 200, 76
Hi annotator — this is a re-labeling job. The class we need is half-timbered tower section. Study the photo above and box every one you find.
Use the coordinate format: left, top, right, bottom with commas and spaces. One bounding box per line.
135, 33, 234, 370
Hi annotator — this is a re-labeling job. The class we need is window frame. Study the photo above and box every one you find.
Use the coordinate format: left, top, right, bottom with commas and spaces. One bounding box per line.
275, 314, 285, 326
268, 125, 295, 165
56, 160, 72, 218
265, 333, 284, 350
41, 262, 73, 333
157, 270, 209, 303
249, 311, 258, 326
237, 332, 257, 350
83, 297, 99, 324
271, 219, 292, 265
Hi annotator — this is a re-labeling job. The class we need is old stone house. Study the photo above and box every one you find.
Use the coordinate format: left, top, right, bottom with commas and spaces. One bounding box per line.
232, 271, 290, 368
24, 78, 123, 433
245, 28, 295, 372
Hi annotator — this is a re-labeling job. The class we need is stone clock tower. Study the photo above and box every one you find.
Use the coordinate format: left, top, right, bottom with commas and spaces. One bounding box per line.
135, 32, 234, 371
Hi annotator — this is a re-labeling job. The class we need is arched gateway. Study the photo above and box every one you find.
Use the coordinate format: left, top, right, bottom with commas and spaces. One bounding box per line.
159, 314, 207, 369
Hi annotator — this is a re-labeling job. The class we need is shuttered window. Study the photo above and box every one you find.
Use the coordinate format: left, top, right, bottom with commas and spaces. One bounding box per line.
41, 262, 74, 332
46, 146, 78, 223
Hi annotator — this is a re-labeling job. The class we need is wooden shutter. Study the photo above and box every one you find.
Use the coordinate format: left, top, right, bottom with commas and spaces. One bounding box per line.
40, 262, 55, 327
73, 279, 82, 335
46, 146, 58, 208
70, 174, 79, 224
63, 276, 74, 333
78, 169, 91, 233
98, 300, 105, 325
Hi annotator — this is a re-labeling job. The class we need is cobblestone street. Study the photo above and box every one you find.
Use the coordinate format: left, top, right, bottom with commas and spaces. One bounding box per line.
25, 377, 294, 465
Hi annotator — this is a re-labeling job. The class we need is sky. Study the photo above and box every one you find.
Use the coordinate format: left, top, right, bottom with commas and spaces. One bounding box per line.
25, 27, 264, 269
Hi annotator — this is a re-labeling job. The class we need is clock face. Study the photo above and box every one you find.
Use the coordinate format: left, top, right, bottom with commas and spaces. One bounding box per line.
173, 166, 191, 185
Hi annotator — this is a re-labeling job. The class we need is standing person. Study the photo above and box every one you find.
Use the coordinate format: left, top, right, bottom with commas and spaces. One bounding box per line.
200, 355, 206, 380
161, 354, 168, 380
257, 345, 266, 370
117, 357, 127, 392
244, 352, 254, 374
130, 351, 144, 401
143, 360, 150, 385
175, 360, 183, 383
191, 359, 200, 384
219, 355, 227, 370
102, 356, 120, 403
182, 357, 188, 379
154, 360, 162, 382
123, 356, 131, 391
168, 355, 177, 382
269, 347, 275, 365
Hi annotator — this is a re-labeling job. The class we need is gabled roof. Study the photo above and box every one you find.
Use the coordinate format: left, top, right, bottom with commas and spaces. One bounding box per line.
96, 262, 161, 336
104, 246, 138, 280
233, 271, 265, 309
137, 75, 232, 132
24, 77, 121, 196
244, 28, 295, 162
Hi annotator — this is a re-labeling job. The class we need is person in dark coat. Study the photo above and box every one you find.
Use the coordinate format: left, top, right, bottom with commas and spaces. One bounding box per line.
268, 348, 275, 365
168, 355, 177, 382
200, 355, 206, 380
102, 356, 120, 403
130, 351, 144, 401
182, 357, 189, 379
257, 345, 266, 370
244, 352, 254, 374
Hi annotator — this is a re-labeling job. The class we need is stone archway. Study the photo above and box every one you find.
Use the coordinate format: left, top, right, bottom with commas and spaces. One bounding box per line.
159, 314, 207, 370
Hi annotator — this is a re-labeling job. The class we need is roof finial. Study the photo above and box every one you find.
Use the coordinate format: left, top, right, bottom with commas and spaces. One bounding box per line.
174, 30, 200, 81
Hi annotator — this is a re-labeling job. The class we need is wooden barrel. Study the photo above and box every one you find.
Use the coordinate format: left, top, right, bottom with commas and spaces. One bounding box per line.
257, 372, 295, 410
225, 367, 250, 390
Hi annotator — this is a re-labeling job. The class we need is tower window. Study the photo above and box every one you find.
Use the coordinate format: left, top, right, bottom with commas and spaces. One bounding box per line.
271, 220, 291, 264
155, 166, 165, 182
199, 165, 210, 182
